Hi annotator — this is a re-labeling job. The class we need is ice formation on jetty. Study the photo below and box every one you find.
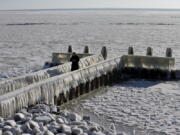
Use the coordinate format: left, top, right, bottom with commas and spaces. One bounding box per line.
0, 54, 104, 95
0, 104, 113, 135
0, 52, 176, 118
0, 56, 120, 118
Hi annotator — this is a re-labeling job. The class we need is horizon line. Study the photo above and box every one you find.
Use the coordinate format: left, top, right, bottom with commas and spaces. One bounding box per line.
1, 7, 180, 12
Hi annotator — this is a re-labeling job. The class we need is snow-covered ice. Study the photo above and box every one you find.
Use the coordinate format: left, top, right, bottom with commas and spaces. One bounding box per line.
0, 10, 180, 80
0, 9, 180, 135
80, 80, 180, 135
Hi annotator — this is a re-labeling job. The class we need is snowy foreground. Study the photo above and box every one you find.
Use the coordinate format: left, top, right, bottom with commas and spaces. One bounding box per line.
0, 104, 117, 135
80, 80, 180, 135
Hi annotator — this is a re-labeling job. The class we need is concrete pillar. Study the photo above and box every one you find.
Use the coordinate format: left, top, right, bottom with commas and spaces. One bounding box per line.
104, 74, 108, 86
166, 48, 172, 57
101, 46, 107, 59
170, 71, 176, 79
91, 79, 95, 90
66, 91, 70, 102
75, 86, 81, 97
100, 76, 105, 87
79, 83, 85, 95
128, 47, 134, 55
54, 96, 58, 105
83, 46, 89, 53
159, 70, 168, 80
95, 77, 100, 89
154, 69, 160, 79
109, 72, 113, 85
58, 93, 67, 105
69, 88, 75, 100
114, 69, 120, 81
85, 82, 90, 93
106, 73, 111, 85
140, 68, 148, 79
146, 47, 153, 56
68, 45, 72, 53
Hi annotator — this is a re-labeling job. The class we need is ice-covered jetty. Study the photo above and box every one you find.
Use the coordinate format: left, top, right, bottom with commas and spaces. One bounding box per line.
0, 47, 178, 118
122, 47, 176, 79
0, 54, 104, 96
0, 56, 120, 117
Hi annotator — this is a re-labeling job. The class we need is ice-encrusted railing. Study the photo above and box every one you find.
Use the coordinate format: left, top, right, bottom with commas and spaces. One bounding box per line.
0, 57, 121, 118
0, 54, 104, 96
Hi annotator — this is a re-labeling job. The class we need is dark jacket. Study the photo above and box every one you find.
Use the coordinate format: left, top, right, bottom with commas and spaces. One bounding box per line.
70, 55, 80, 71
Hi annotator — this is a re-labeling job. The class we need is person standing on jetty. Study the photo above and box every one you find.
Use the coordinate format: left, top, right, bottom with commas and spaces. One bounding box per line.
70, 52, 80, 71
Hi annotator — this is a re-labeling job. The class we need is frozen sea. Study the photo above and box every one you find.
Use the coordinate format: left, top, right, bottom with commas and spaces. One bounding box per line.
0, 9, 180, 134
0, 9, 180, 79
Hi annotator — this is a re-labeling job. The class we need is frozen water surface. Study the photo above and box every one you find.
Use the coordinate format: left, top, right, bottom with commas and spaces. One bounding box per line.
0, 9, 180, 134
0, 10, 180, 79
64, 80, 180, 135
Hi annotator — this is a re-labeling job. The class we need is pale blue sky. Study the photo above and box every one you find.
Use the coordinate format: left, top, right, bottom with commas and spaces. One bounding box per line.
0, 0, 180, 10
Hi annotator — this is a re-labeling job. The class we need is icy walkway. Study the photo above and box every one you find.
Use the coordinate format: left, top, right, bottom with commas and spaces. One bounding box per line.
79, 80, 180, 135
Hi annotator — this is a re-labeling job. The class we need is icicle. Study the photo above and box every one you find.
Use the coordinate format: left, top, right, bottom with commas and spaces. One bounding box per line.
0, 54, 104, 96
0, 55, 121, 118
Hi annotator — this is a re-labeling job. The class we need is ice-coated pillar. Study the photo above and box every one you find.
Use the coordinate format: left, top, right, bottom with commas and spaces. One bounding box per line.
69, 88, 76, 100
90, 80, 95, 90
83, 46, 89, 53
68, 45, 72, 53
85, 82, 90, 93
100, 75, 105, 86
54, 96, 58, 105
58, 93, 66, 105
95, 77, 100, 89
101, 46, 107, 59
146, 47, 153, 56
128, 47, 134, 55
170, 71, 176, 79
75, 86, 81, 97
79, 84, 84, 95
166, 48, 172, 57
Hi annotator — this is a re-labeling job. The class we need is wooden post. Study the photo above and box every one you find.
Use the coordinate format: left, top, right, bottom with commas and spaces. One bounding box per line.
84, 46, 89, 53
128, 47, 134, 55
146, 47, 153, 56
68, 45, 72, 53
166, 48, 172, 57
101, 46, 107, 59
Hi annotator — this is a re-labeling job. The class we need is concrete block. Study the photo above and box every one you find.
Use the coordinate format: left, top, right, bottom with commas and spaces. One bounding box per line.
128, 47, 134, 55
121, 55, 175, 71
166, 48, 172, 57
146, 47, 153, 56
68, 45, 72, 53
83, 46, 89, 53
101, 46, 107, 59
